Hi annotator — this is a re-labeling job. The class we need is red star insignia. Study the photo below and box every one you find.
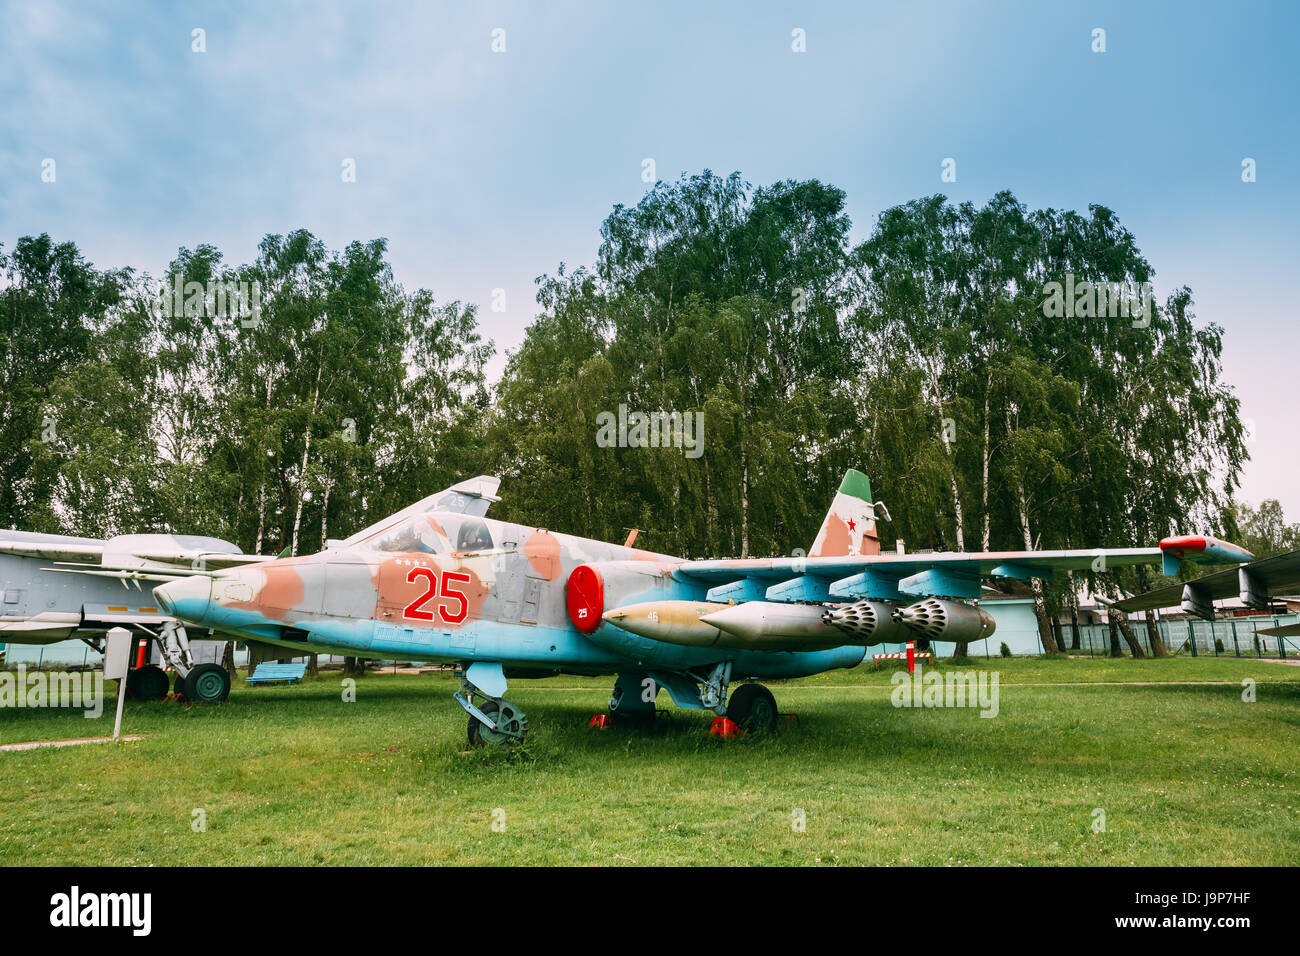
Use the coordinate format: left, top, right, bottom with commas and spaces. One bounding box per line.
847, 519, 856, 532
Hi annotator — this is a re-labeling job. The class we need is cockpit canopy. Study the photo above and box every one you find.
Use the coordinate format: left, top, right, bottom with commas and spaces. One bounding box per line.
337, 476, 501, 551
360, 514, 494, 555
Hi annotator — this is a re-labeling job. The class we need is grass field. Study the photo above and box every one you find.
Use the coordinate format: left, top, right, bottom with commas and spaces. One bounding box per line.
2, 656, 1297, 865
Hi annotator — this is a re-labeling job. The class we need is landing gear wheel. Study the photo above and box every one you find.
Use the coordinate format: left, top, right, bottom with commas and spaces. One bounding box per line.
125, 664, 169, 702
172, 672, 187, 701
727, 682, 778, 734
182, 663, 231, 704
467, 698, 528, 748
609, 674, 657, 727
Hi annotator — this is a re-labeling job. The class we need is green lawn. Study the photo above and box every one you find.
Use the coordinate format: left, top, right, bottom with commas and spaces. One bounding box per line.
1, 657, 1297, 865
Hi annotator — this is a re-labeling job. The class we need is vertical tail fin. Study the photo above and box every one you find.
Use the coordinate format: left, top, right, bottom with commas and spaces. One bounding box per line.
809, 469, 881, 557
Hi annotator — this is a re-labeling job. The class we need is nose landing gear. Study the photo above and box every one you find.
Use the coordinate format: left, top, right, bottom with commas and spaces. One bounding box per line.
466, 698, 529, 747
182, 662, 233, 704
455, 662, 528, 748
120, 622, 232, 704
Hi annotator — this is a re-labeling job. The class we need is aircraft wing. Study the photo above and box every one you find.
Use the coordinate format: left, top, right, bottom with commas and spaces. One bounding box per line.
0, 537, 104, 563
0, 530, 273, 578
1112, 548, 1300, 616
128, 552, 273, 570
1111, 572, 1234, 614
674, 540, 1245, 603
1258, 622, 1300, 638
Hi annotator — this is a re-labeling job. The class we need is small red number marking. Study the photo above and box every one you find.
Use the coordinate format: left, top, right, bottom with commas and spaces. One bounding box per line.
403, 567, 438, 621
438, 570, 471, 624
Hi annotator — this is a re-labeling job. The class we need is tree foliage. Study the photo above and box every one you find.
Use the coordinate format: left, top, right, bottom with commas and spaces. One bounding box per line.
0, 176, 1255, 621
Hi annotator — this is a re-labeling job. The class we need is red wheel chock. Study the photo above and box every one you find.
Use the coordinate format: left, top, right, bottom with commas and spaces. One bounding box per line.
709, 716, 743, 738
589, 714, 614, 729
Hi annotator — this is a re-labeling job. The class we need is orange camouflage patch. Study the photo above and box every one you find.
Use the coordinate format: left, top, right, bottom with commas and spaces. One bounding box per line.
523, 530, 561, 580
229, 564, 304, 621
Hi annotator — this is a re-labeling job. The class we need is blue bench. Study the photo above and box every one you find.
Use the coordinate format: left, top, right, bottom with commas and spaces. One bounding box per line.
245, 662, 308, 685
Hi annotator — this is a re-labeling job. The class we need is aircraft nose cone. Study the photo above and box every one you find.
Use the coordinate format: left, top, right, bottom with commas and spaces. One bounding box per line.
155, 575, 213, 621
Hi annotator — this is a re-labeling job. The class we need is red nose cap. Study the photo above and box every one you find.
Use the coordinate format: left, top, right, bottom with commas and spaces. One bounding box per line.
566, 564, 604, 633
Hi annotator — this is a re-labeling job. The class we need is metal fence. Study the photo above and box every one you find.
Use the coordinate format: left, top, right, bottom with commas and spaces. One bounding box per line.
1066, 614, 1298, 659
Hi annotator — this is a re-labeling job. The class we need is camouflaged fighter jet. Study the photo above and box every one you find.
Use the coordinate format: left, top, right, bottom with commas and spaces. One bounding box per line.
151, 472, 1252, 745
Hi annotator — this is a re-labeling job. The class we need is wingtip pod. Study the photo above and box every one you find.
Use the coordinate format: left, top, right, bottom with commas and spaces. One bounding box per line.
1159, 535, 1254, 576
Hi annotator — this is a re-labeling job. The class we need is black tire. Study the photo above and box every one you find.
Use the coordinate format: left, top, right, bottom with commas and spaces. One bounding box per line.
172, 672, 187, 701
125, 664, 170, 702
727, 682, 778, 734
609, 674, 657, 725
182, 663, 231, 704
467, 698, 528, 748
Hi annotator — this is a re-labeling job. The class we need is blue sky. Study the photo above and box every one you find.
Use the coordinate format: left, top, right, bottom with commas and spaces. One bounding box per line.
2, 0, 1296, 516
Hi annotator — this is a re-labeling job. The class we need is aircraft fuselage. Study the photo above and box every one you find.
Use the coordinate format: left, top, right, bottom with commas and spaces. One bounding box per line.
154, 512, 866, 680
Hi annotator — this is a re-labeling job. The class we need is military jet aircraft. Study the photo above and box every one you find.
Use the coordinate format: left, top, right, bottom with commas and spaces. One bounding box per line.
0, 530, 272, 702
1112, 542, 1298, 647
1113, 541, 1299, 621
152, 472, 1250, 744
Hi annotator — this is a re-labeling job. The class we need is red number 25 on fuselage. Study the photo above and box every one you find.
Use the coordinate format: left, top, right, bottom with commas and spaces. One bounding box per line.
403, 568, 472, 624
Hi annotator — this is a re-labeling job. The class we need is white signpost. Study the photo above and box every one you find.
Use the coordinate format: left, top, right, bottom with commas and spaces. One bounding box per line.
103, 627, 132, 744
